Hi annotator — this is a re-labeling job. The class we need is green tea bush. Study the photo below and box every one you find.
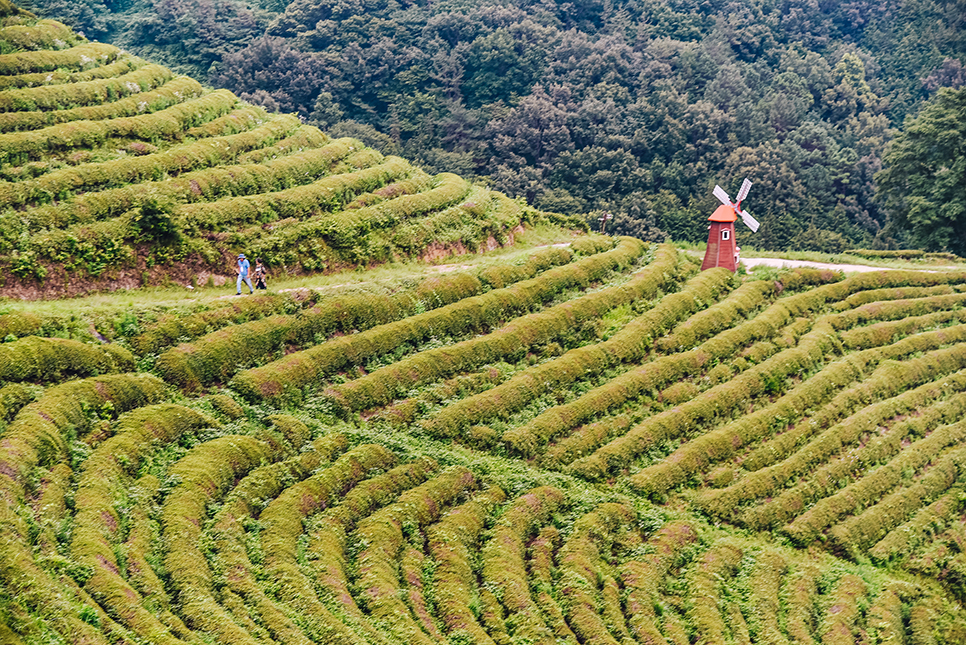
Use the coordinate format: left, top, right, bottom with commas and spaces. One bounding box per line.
830, 284, 956, 312
426, 254, 718, 446
0, 42, 118, 74
11, 115, 303, 228
0, 335, 133, 382
326, 244, 684, 414
828, 293, 966, 330
480, 486, 565, 644
700, 353, 966, 519
0, 88, 235, 163
0, 75, 201, 133
0, 64, 171, 115
0, 310, 41, 337
621, 521, 698, 644
567, 322, 839, 481
231, 238, 647, 402
0, 373, 166, 497
557, 503, 637, 645
0, 19, 79, 52
352, 466, 477, 645
0, 54, 143, 90
869, 487, 966, 563
743, 389, 966, 532
782, 414, 966, 546
686, 540, 744, 645
841, 309, 966, 350
131, 293, 293, 355
428, 486, 507, 644
0, 382, 33, 421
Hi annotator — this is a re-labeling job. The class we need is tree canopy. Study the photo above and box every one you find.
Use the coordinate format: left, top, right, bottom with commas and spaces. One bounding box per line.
877, 86, 966, 256
28, 0, 966, 251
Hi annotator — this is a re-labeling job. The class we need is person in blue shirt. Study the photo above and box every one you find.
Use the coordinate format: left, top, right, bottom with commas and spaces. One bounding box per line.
236, 253, 253, 295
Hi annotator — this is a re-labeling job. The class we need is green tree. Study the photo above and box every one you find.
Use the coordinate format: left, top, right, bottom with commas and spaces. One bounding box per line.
876, 86, 966, 256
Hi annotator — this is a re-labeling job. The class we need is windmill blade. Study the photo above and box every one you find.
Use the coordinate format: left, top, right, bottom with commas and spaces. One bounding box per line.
736, 178, 752, 204
713, 185, 731, 205
739, 209, 760, 233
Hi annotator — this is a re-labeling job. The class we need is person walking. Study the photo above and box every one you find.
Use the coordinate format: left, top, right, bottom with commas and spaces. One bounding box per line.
253, 258, 269, 290
236, 253, 253, 295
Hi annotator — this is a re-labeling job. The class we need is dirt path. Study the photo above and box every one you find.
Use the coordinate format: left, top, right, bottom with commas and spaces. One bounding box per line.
741, 257, 888, 273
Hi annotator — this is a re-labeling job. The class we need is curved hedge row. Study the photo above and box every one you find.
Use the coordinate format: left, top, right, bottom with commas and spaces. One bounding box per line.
325, 243, 689, 415
4, 113, 298, 219
698, 348, 966, 519
0, 373, 166, 500
0, 63, 170, 114
782, 414, 966, 546
0, 19, 78, 52
157, 264, 508, 389
566, 321, 840, 481
629, 333, 966, 498
0, 89, 235, 163
0, 74, 202, 133
0, 42, 119, 74
424, 264, 730, 447
176, 154, 412, 234
507, 278, 778, 456
0, 53, 143, 90
231, 237, 647, 402
742, 388, 966, 533
0, 335, 133, 382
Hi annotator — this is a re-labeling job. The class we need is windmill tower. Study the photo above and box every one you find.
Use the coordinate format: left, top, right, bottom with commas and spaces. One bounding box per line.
701, 178, 760, 272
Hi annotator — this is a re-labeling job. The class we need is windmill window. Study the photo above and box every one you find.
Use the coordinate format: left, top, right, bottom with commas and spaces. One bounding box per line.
722, 229, 730, 240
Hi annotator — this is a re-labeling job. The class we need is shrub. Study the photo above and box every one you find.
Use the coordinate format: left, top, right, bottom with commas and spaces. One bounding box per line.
0, 336, 133, 383
231, 237, 648, 403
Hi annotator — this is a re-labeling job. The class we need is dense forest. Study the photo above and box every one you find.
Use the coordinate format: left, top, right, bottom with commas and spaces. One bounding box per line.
26, 0, 966, 252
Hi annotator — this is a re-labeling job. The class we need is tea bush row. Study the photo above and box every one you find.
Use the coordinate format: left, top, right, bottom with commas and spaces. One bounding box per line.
869, 486, 966, 563
4, 113, 299, 218
508, 278, 780, 455
0, 335, 132, 383
744, 388, 966, 532
827, 293, 966, 330
325, 244, 687, 414
687, 540, 744, 645
0, 373, 165, 492
176, 154, 412, 235
0, 19, 78, 52
424, 256, 719, 444
0, 75, 202, 133
0, 89, 236, 163
841, 309, 966, 350
480, 486, 565, 644
69, 404, 216, 644
829, 284, 958, 312
565, 321, 840, 481
629, 331, 966, 498
0, 52, 142, 90
353, 466, 477, 645
699, 346, 966, 519
620, 521, 698, 643
782, 413, 966, 546
230, 238, 647, 402
557, 503, 637, 645
156, 268, 492, 389
0, 42, 119, 74
238, 163, 461, 255
0, 63, 170, 114
828, 442, 966, 556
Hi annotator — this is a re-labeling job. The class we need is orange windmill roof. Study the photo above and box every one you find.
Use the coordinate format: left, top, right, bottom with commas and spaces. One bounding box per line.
709, 204, 737, 222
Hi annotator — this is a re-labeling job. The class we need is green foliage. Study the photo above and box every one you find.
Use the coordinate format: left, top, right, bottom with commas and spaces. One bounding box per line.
877, 86, 966, 256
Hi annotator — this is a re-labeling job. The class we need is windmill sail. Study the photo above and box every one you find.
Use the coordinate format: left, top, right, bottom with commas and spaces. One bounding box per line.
736, 178, 752, 204
739, 209, 760, 233
713, 185, 731, 205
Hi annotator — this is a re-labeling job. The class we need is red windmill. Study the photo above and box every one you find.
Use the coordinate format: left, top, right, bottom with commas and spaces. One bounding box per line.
701, 178, 760, 272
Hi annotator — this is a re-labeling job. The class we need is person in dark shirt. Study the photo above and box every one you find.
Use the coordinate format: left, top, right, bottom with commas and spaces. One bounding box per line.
253, 258, 269, 290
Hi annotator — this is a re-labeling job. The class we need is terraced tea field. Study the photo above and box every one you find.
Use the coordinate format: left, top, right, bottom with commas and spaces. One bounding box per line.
4, 235, 966, 643
5, 6, 966, 645
0, 3, 548, 299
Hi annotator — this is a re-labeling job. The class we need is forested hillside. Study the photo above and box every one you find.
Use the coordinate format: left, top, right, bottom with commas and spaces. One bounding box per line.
25, 0, 966, 251
0, 5, 570, 298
